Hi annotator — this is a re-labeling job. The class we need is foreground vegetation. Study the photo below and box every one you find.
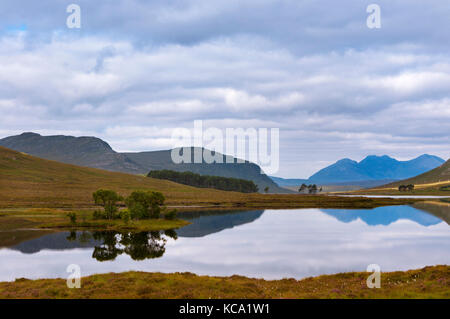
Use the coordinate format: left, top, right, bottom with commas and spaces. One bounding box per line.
0, 265, 448, 299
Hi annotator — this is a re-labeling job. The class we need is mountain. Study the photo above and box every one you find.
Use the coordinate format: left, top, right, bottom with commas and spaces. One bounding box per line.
269, 176, 309, 187
0, 132, 287, 193
308, 154, 445, 184
387, 159, 450, 186
0, 132, 143, 173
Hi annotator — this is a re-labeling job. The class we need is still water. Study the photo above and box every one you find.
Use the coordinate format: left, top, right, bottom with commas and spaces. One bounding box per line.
0, 204, 449, 281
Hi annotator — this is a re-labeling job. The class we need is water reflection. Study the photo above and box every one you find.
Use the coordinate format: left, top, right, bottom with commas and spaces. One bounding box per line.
13, 230, 177, 261
177, 210, 264, 237
0, 205, 449, 281
321, 205, 444, 226
89, 231, 176, 261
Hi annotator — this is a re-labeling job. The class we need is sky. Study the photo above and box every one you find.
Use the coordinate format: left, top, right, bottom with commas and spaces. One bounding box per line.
0, 0, 449, 178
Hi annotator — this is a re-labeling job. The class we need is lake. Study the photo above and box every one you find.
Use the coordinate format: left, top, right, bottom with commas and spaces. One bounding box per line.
0, 204, 449, 282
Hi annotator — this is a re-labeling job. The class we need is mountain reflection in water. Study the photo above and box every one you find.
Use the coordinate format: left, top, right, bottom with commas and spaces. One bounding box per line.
1, 204, 449, 281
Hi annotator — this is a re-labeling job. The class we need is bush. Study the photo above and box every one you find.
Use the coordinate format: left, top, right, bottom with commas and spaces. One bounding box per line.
93, 189, 123, 220
164, 209, 177, 220
120, 209, 131, 224
398, 184, 414, 192
125, 191, 166, 220
92, 210, 105, 220
66, 212, 77, 224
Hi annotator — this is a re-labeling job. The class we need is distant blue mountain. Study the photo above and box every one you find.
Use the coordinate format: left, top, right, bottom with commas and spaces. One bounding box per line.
269, 176, 309, 186
308, 154, 445, 183
321, 205, 444, 227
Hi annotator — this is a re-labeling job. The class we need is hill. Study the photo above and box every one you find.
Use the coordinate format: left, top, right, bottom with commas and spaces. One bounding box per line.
126, 148, 286, 193
386, 159, 450, 187
0, 145, 222, 208
269, 176, 309, 186
0, 133, 286, 193
0, 146, 416, 209
0, 132, 143, 173
308, 155, 445, 184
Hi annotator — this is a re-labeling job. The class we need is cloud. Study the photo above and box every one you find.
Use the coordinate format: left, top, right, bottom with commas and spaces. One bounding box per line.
0, 1, 449, 177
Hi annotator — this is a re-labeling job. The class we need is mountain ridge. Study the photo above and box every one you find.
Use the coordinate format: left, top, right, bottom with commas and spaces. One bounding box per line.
271, 154, 445, 187
308, 154, 445, 184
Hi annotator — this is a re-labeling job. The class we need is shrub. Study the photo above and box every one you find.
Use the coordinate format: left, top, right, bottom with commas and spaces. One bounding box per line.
120, 209, 131, 224
66, 212, 77, 224
92, 210, 104, 220
93, 189, 123, 219
164, 209, 177, 220
125, 191, 166, 220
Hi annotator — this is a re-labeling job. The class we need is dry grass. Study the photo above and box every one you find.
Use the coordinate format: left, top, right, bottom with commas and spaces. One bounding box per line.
0, 146, 421, 209
0, 265, 448, 299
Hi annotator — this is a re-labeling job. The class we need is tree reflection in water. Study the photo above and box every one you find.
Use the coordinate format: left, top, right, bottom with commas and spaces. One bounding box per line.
65, 230, 177, 261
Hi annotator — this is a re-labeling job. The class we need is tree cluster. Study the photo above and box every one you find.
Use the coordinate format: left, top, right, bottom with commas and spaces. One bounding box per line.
91, 189, 177, 221
147, 170, 259, 193
398, 184, 415, 192
298, 184, 322, 194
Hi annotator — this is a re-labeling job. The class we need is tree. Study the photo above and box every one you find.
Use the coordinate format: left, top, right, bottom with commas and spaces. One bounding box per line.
298, 184, 308, 193
93, 189, 123, 219
264, 186, 269, 193
66, 212, 77, 224
125, 191, 166, 220
308, 184, 318, 194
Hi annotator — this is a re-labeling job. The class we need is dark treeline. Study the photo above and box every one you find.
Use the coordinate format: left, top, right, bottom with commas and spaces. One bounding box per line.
147, 170, 259, 193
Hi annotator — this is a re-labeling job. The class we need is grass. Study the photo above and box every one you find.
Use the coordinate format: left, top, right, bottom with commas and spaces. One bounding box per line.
354, 159, 450, 196
39, 218, 190, 232
0, 265, 448, 299
0, 207, 189, 235
350, 184, 450, 196
0, 146, 423, 209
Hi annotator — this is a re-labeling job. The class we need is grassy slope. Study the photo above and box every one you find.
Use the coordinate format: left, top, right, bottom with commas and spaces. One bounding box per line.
0, 146, 419, 209
388, 159, 450, 186
353, 160, 450, 196
0, 265, 448, 299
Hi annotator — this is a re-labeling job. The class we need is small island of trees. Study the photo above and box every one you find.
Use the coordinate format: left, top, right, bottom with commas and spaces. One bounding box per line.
298, 184, 322, 194
398, 184, 415, 192
147, 170, 259, 193
92, 189, 177, 222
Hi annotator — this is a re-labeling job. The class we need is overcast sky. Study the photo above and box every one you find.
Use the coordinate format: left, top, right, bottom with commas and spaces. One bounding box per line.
0, 0, 449, 178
